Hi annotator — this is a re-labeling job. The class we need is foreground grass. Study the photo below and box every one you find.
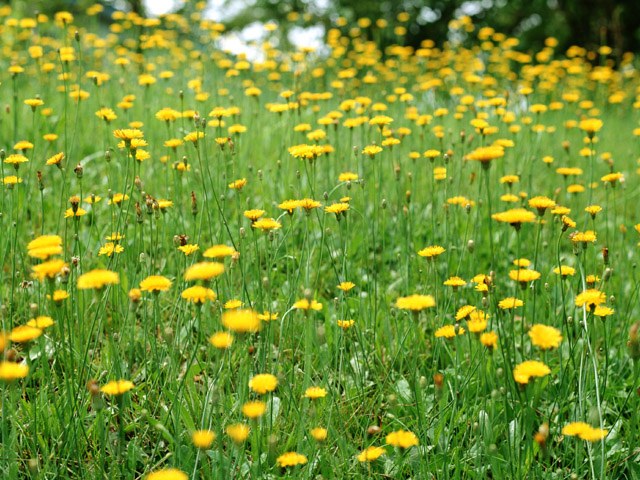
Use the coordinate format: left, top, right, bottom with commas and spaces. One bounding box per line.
0, 4, 639, 479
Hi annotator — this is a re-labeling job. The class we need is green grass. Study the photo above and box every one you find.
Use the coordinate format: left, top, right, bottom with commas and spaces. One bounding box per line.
0, 4, 639, 479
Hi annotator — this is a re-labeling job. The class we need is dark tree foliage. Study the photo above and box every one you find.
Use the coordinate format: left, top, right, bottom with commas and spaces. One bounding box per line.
15, 0, 640, 57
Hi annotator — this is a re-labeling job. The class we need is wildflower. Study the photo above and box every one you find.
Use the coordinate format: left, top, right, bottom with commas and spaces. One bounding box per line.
242, 400, 267, 419
579, 118, 603, 138
593, 306, 614, 318
46, 152, 65, 167
226, 423, 250, 443
249, 373, 278, 394
229, 178, 247, 190
386, 430, 419, 449
528, 196, 556, 215
222, 309, 260, 333
466, 145, 504, 167
0, 361, 29, 381
509, 269, 541, 283
435, 325, 465, 338
27, 235, 63, 259
498, 297, 523, 309
325, 202, 350, 217
178, 244, 199, 256
339, 172, 358, 182
276, 452, 308, 467
99, 242, 124, 257
10, 325, 43, 343
337, 320, 355, 330
357, 446, 386, 462
77, 269, 120, 289
140, 275, 172, 293
492, 208, 536, 228
252, 218, 282, 231
244, 209, 265, 222
575, 289, 606, 310
100, 379, 134, 396
192, 430, 216, 449
279, 199, 300, 214
528, 324, 563, 349
31, 259, 67, 281
182, 286, 217, 303
417, 245, 445, 259
337, 281, 355, 292
396, 294, 436, 311
443, 276, 466, 288
304, 386, 327, 399
310, 427, 328, 442
184, 262, 224, 281
209, 332, 233, 349
362, 145, 383, 157
224, 299, 243, 309
26, 316, 55, 329
146, 469, 188, 480
562, 422, 608, 442
513, 360, 551, 384
293, 299, 323, 311
203, 245, 237, 258
480, 331, 498, 349
455, 305, 477, 321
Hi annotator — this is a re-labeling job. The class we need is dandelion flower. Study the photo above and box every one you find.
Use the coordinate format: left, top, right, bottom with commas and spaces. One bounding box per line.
77, 269, 120, 290
276, 452, 308, 467
192, 430, 216, 449
513, 360, 551, 384
100, 379, 134, 396
386, 430, 419, 449
249, 373, 278, 394
528, 324, 563, 349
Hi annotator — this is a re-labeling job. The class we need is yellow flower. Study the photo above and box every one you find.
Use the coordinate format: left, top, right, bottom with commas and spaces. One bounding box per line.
528, 196, 556, 215
77, 269, 120, 289
139, 275, 172, 292
184, 262, 224, 281
0, 361, 29, 381
513, 360, 551, 384
325, 202, 350, 215
226, 423, 250, 443
337, 320, 355, 330
26, 316, 55, 329
480, 331, 498, 349
417, 245, 445, 259
100, 379, 134, 396
10, 325, 42, 343
203, 244, 237, 258
276, 452, 308, 467
396, 294, 436, 311
242, 400, 267, 419
182, 286, 217, 304
244, 209, 266, 221
310, 427, 328, 442
570, 230, 597, 244
357, 446, 386, 462
575, 289, 606, 310
492, 208, 536, 227
498, 297, 523, 309
293, 299, 323, 311
257, 311, 279, 321
249, 373, 278, 394
146, 468, 188, 480
435, 325, 465, 338
508, 269, 541, 283
178, 244, 199, 256
228, 178, 247, 190
304, 386, 327, 399
222, 309, 261, 333
337, 281, 355, 292
192, 430, 216, 449
553, 266, 576, 276
465, 145, 504, 165
562, 422, 608, 442
386, 430, 419, 449
362, 145, 383, 157
99, 242, 124, 257
209, 332, 233, 349
27, 234, 63, 259
252, 218, 282, 231
528, 324, 563, 349
31, 259, 67, 281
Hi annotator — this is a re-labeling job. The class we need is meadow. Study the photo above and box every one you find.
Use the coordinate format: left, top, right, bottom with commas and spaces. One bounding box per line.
0, 3, 639, 479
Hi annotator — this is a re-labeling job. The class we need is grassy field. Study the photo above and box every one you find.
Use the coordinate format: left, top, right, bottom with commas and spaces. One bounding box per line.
0, 4, 639, 479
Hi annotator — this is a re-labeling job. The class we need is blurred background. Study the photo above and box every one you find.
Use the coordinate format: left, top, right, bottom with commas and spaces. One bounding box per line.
7, 0, 640, 58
